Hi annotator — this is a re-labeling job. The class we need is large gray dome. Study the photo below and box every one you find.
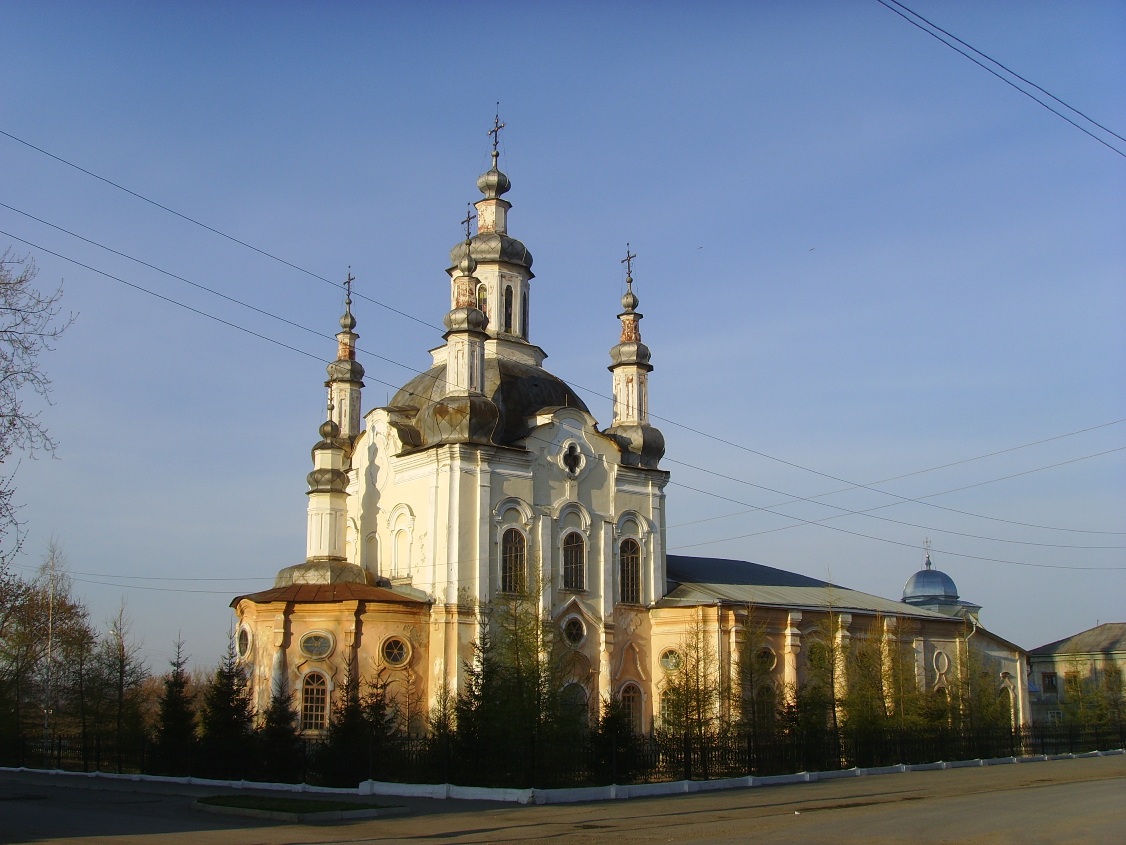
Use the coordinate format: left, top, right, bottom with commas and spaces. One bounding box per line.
387, 356, 588, 449
902, 556, 960, 606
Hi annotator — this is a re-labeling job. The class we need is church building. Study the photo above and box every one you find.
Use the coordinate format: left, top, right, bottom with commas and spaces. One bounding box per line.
232, 135, 1028, 735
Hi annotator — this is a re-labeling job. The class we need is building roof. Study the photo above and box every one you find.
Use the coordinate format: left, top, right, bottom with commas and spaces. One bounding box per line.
1029, 622, 1126, 657
230, 583, 430, 607
661, 555, 949, 619
388, 356, 590, 448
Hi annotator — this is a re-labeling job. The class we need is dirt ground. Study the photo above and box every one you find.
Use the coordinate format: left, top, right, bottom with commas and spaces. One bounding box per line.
2, 753, 1124, 844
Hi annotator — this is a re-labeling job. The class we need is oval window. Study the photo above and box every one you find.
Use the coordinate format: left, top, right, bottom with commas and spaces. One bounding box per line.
300, 632, 333, 659
659, 648, 682, 672
237, 627, 251, 659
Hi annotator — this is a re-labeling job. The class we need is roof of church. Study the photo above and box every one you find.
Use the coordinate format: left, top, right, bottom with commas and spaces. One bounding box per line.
661, 554, 950, 619
230, 583, 430, 606
388, 356, 590, 448
1029, 622, 1126, 657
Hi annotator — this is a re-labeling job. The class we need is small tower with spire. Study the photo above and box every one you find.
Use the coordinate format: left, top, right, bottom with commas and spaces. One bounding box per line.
305, 404, 349, 563
448, 109, 535, 345
606, 246, 665, 468
443, 215, 489, 396
325, 273, 365, 442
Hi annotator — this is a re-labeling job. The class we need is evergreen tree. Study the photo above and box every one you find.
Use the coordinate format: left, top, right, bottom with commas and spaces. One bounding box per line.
198, 631, 252, 779
318, 655, 397, 787
454, 583, 573, 786
150, 639, 195, 775
254, 681, 303, 783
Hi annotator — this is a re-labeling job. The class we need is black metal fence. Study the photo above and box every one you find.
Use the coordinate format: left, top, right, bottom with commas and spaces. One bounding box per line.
2, 723, 1122, 789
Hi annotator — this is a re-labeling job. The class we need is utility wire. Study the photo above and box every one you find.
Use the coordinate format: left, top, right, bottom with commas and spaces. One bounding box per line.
4, 223, 1123, 558
0, 128, 440, 332
6, 128, 1123, 535
875, 0, 1126, 158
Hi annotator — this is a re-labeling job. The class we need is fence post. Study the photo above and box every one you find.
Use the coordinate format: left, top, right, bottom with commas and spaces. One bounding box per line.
682, 731, 692, 781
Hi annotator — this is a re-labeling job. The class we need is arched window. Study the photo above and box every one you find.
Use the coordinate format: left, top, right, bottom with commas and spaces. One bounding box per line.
621, 683, 642, 734
562, 682, 590, 728
521, 291, 529, 339
501, 528, 526, 593
475, 282, 488, 319
562, 532, 585, 590
503, 285, 513, 333
619, 538, 641, 604
301, 673, 328, 731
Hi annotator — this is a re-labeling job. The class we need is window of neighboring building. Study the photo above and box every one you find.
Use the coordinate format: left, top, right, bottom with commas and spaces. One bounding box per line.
562, 532, 585, 590
621, 683, 642, 734
501, 528, 526, 593
1048, 710, 1063, 726
619, 539, 641, 604
1042, 672, 1058, 694
301, 673, 328, 731
1064, 671, 1080, 694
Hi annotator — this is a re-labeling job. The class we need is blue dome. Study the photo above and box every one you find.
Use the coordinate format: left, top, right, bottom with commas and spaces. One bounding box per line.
902, 555, 959, 605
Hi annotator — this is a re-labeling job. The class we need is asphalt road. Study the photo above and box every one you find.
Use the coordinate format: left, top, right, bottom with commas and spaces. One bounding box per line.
1, 754, 1123, 844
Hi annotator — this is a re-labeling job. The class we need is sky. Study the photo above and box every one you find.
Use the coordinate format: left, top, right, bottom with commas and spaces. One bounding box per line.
2, 1, 1123, 675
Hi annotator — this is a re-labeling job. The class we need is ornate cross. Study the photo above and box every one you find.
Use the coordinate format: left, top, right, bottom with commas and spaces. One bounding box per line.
621, 244, 637, 278
488, 106, 505, 154
344, 269, 355, 304
461, 204, 476, 240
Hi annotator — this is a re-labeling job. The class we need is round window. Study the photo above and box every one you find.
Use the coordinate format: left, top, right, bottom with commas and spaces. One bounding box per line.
382, 637, 409, 667
562, 617, 585, 646
300, 632, 333, 659
659, 648, 682, 671
237, 627, 251, 659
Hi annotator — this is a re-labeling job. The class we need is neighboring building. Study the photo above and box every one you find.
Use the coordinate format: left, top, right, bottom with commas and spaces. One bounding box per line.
231, 140, 1028, 734
1028, 623, 1126, 725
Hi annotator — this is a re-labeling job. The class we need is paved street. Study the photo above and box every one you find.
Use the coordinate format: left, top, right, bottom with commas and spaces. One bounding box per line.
2, 754, 1123, 844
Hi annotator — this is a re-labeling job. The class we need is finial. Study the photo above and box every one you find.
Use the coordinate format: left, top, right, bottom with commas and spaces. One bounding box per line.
319, 398, 340, 440
461, 204, 476, 241
488, 105, 505, 160
924, 537, 932, 568
621, 243, 636, 279
339, 270, 357, 332
620, 244, 639, 312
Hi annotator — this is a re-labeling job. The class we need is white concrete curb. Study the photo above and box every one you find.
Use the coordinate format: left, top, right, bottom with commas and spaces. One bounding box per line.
5, 746, 1123, 806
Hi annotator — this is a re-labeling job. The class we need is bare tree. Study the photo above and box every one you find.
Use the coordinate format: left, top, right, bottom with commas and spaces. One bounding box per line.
1, 251, 73, 565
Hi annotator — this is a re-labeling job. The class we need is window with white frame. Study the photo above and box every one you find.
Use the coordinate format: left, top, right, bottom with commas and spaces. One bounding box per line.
301, 673, 329, 731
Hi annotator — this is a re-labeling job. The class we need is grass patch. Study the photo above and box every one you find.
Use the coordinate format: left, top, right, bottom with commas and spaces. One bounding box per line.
199, 795, 390, 814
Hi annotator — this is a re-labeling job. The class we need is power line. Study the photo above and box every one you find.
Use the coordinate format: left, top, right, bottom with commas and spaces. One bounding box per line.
0, 128, 441, 332
4, 226, 1123, 563
6, 126, 1121, 539
875, 0, 1126, 158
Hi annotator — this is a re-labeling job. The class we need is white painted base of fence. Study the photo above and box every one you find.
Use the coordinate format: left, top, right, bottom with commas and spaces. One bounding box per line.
4, 747, 1122, 806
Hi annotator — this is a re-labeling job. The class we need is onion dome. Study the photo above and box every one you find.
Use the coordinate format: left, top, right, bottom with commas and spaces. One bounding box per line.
477, 151, 511, 199
902, 552, 960, 606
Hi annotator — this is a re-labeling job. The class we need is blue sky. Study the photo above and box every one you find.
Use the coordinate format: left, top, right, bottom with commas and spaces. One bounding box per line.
2, 1, 1123, 673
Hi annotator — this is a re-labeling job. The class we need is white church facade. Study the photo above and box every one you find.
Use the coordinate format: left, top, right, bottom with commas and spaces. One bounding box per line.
232, 140, 1028, 735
